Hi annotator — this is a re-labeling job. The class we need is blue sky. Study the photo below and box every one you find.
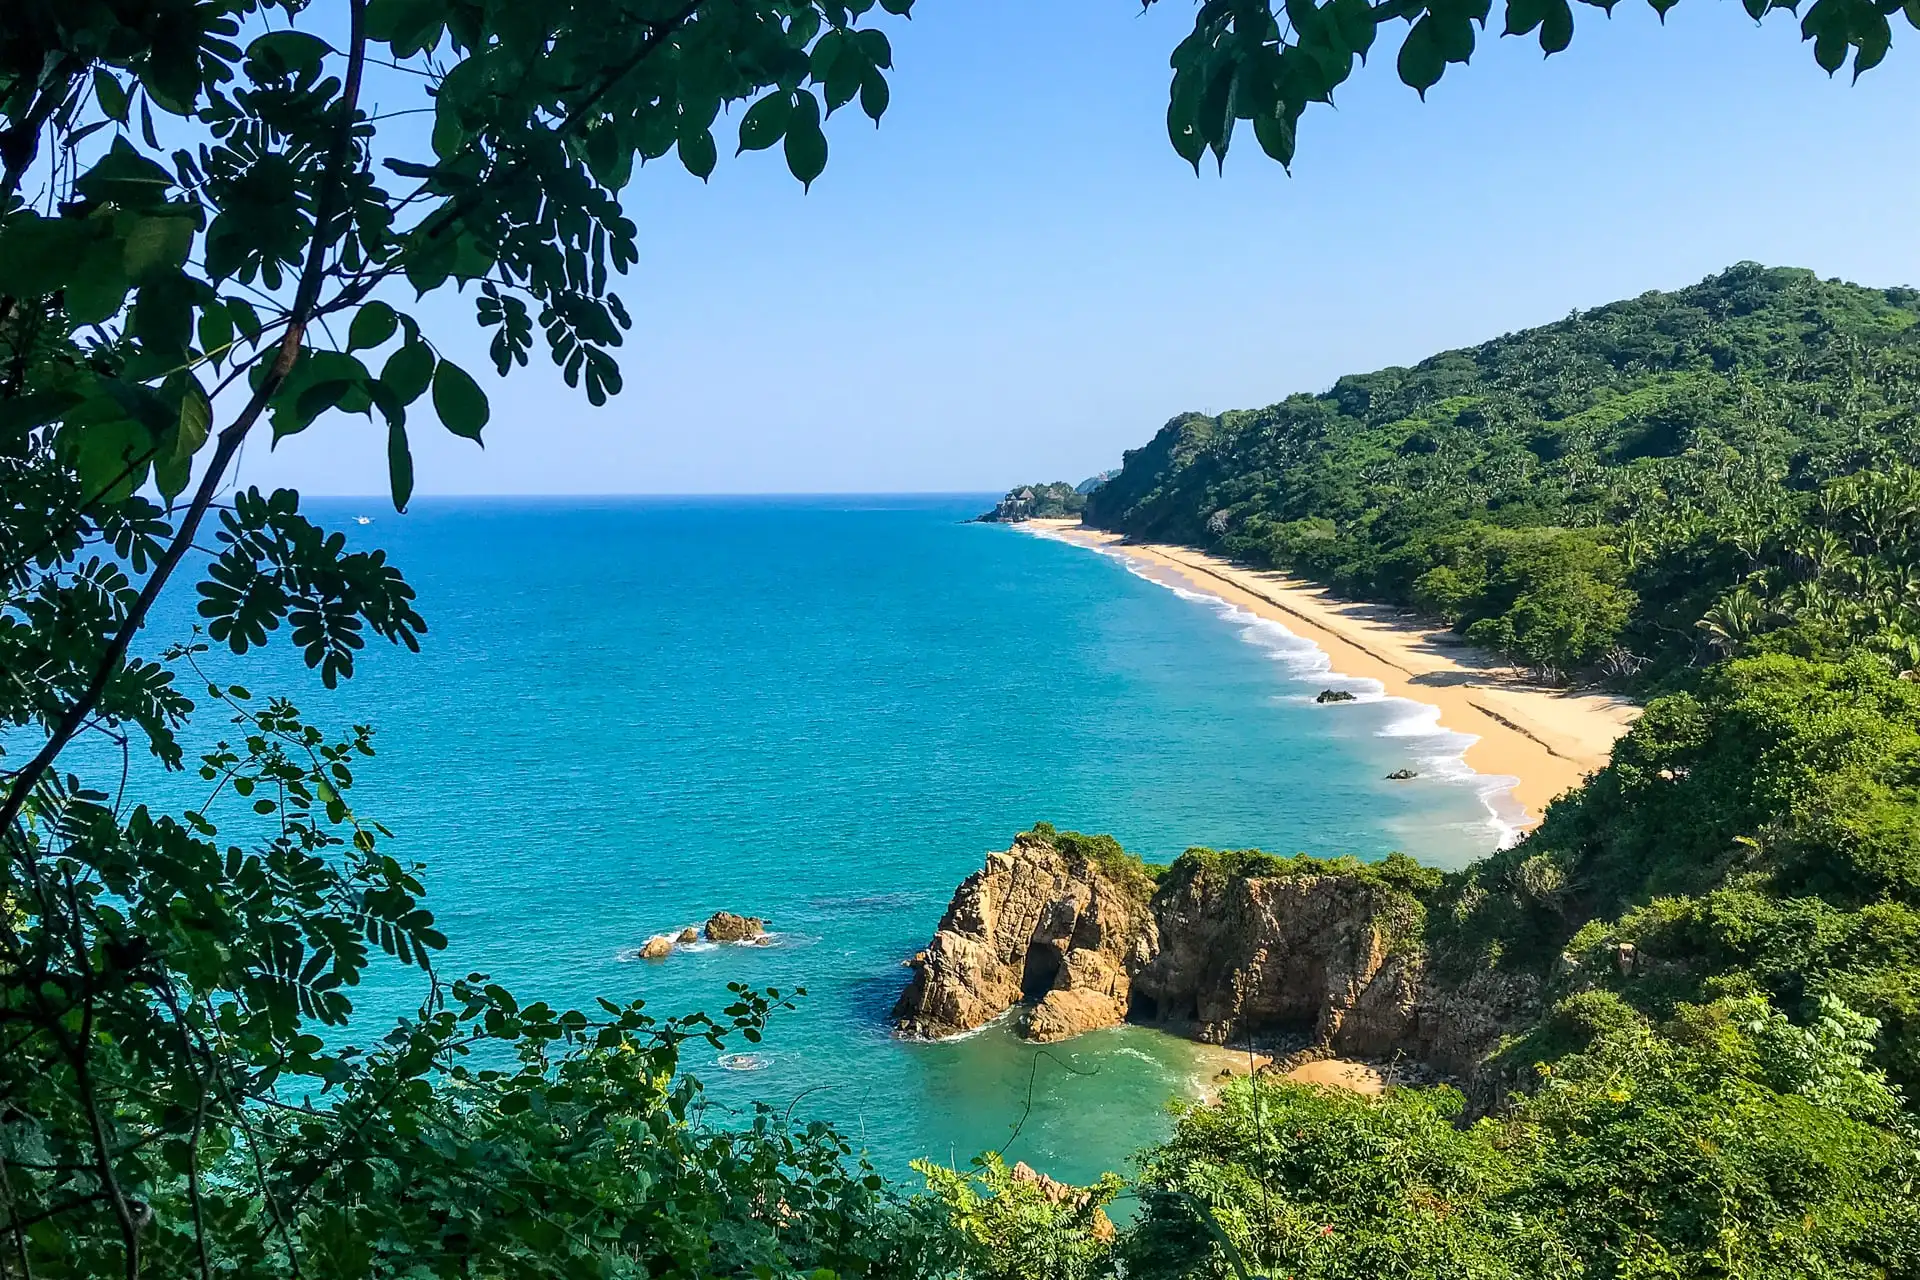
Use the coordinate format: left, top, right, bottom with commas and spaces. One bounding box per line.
238, 0, 1920, 497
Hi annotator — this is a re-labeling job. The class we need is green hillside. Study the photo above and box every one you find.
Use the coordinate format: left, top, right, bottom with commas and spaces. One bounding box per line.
1087, 264, 1920, 681
1067, 264, 1920, 1277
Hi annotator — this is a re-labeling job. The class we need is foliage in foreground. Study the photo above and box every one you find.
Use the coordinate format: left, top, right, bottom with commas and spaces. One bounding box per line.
1123, 1019, 1920, 1280
0, 0, 965, 1274
915, 1154, 1121, 1280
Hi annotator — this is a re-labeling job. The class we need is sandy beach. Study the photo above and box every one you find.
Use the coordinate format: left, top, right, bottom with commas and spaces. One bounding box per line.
1024, 521, 1640, 830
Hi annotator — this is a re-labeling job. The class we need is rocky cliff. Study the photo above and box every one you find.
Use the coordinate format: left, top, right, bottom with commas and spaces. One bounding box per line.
892, 832, 1152, 1042
894, 830, 1530, 1082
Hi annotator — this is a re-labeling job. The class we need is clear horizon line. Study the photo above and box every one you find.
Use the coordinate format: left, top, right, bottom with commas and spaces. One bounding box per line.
297, 488, 1011, 500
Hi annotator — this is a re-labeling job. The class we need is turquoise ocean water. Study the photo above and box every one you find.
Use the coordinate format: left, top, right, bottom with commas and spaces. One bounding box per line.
128, 495, 1506, 1186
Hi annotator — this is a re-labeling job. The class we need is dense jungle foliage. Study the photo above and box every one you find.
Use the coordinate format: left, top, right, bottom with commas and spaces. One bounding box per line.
1096, 648, 1920, 1279
1086, 265, 1920, 680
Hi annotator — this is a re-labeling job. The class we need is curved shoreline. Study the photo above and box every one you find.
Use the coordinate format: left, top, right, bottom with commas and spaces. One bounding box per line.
1019, 521, 1640, 832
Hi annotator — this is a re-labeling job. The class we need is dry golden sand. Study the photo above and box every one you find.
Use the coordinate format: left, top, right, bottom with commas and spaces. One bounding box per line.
1186, 1045, 1387, 1098
1283, 1058, 1386, 1094
1024, 521, 1641, 830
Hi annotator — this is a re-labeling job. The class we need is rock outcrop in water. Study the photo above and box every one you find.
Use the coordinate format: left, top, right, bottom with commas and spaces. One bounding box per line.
895, 828, 1528, 1085
892, 832, 1151, 1042
704, 911, 767, 943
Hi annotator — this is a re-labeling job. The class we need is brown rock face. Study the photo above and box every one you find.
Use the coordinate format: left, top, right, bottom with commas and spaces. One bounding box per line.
890, 836, 1150, 1040
704, 912, 766, 943
1129, 865, 1397, 1047
895, 833, 1524, 1086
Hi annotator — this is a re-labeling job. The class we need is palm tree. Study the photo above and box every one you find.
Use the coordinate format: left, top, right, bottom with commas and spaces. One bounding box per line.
1697, 586, 1769, 657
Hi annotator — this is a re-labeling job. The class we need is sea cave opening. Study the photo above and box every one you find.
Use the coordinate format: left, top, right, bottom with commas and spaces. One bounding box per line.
1021, 942, 1062, 1001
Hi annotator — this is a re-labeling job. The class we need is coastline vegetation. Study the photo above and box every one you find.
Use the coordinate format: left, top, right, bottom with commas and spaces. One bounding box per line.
977, 482, 1090, 523
1087, 266, 1920, 682
1042, 270, 1920, 1276
1024, 822, 1164, 903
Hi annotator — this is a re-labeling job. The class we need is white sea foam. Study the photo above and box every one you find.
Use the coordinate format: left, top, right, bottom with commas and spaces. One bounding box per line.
1069, 537, 1529, 852
914, 1007, 1020, 1044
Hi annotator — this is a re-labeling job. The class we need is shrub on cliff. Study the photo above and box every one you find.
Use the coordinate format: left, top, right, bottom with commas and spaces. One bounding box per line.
1164, 848, 1440, 951
1025, 822, 1163, 903
1430, 652, 1920, 1096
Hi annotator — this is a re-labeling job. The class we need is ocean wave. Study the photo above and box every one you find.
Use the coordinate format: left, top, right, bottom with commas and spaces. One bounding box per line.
1073, 538, 1530, 853
907, 1008, 1019, 1044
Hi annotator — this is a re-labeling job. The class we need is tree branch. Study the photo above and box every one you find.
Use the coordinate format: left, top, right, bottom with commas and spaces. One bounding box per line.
0, 0, 372, 838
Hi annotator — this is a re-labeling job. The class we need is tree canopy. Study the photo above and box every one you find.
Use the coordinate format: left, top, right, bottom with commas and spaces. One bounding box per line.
1151, 0, 1918, 172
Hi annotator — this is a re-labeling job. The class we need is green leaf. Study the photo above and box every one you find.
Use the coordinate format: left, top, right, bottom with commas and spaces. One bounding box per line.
387, 420, 414, 512
784, 92, 828, 189
349, 301, 399, 352
93, 70, 131, 125
227, 298, 263, 344
172, 372, 212, 463
860, 70, 890, 123
66, 240, 132, 327
381, 341, 437, 406
1433, 13, 1477, 64
1541, 0, 1575, 52
0, 215, 91, 299
1397, 18, 1447, 96
855, 28, 894, 69
1252, 110, 1298, 169
198, 303, 235, 361
678, 128, 718, 181
57, 416, 154, 501
367, 0, 446, 56
132, 272, 195, 356
1330, 0, 1380, 58
154, 372, 210, 499
431, 360, 489, 441
75, 138, 175, 211
1167, 63, 1208, 172
1906, 0, 1920, 30
1852, 10, 1891, 78
121, 211, 197, 284
247, 31, 334, 78
1505, 0, 1547, 35
738, 92, 794, 152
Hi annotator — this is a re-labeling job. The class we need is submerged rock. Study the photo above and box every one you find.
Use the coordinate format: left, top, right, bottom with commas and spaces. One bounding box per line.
1386, 768, 1418, 780
677, 927, 700, 944
639, 934, 675, 959
1315, 689, 1356, 704
704, 911, 767, 943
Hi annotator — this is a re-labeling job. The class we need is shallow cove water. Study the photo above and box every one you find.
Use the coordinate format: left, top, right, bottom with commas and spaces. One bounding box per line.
131, 494, 1502, 1186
